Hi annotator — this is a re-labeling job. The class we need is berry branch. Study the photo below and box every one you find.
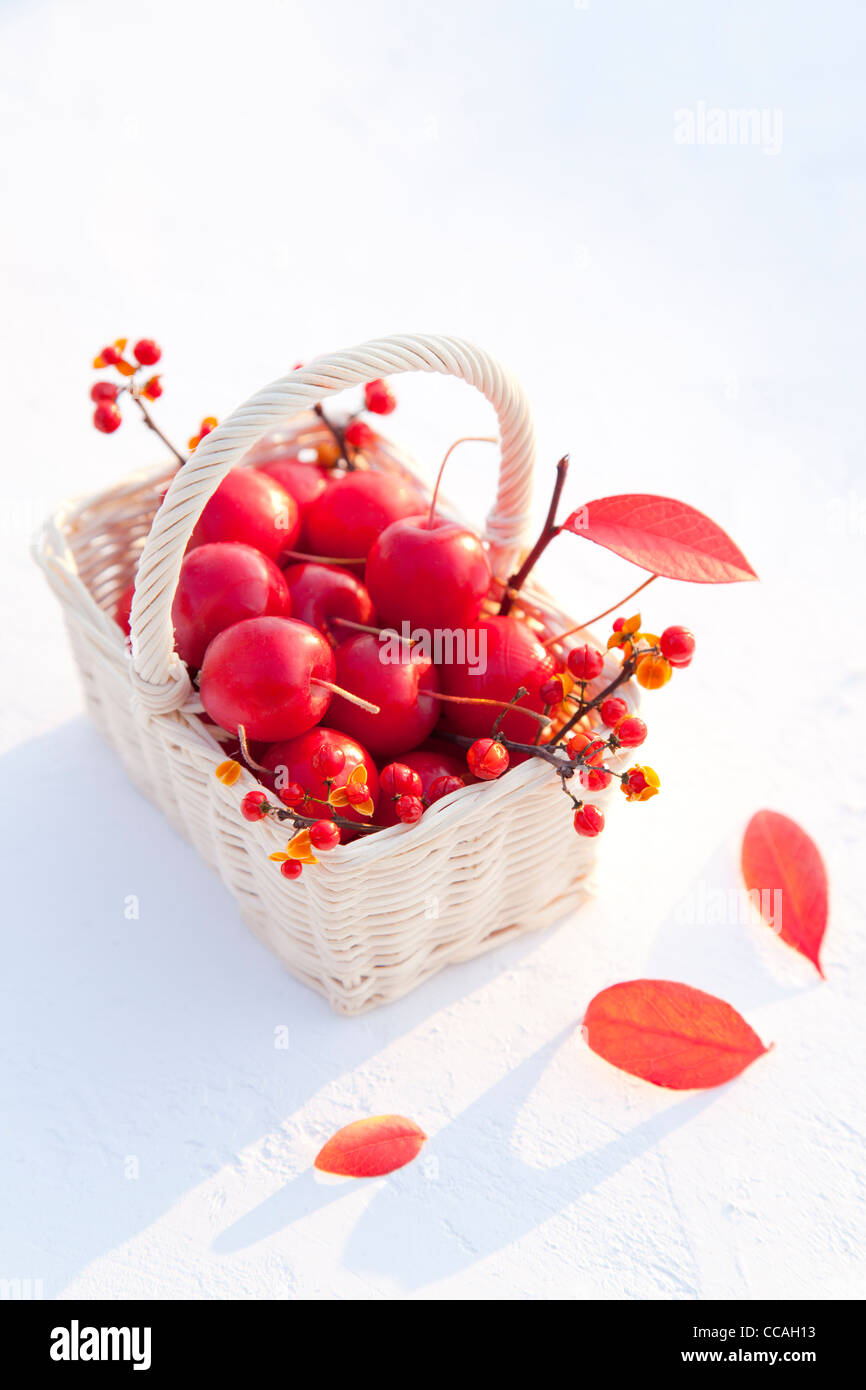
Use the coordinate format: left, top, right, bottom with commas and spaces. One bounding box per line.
498, 454, 569, 615
129, 391, 186, 468
90, 336, 212, 467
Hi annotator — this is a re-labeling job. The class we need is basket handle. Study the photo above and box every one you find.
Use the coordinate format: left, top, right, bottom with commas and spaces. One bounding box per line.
129, 333, 536, 713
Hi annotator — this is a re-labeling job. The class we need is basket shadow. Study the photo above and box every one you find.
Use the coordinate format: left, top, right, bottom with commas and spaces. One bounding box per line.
214, 1028, 719, 1291
0, 718, 553, 1297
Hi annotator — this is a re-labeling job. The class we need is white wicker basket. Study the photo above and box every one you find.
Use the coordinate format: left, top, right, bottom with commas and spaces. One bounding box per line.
34, 333, 638, 1014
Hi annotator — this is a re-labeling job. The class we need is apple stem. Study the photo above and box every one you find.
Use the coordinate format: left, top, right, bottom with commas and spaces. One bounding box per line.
426, 436, 498, 529
498, 454, 569, 615
427, 688, 549, 729
329, 617, 416, 643
236, 724, 274, 775
311, 678, 381, 714
280, 549, 367, 566
543, 574, 658, 647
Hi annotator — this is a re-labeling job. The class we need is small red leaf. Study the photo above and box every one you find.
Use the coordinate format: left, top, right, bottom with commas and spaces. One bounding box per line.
741, 810, 828, 977
583, 979, 770, 1089
563, 494, 757, 583
314, 1114, 427, 1177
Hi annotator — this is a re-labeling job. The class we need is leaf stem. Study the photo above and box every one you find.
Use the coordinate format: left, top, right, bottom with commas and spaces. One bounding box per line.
543, 574, 658, 647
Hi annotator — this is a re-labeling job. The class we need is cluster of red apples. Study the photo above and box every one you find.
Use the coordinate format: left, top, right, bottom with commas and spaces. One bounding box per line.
101, 342, 698, 878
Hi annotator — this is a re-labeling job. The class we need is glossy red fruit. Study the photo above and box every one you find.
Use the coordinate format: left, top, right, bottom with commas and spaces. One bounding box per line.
90, 381, 119, 403
94, 401, 122, 433
99, 345, 122, 366
172, 542, 292, 669
566, 731, 606, 764
437, 616, 563, 743
428, 773, 466, 802
187, 467, 300, 562
281, 563, 374, 639
142, 375, 163, 400
345, 780, 373, 807
309, 819, 341, 851
574, 804, 604, 837
199, 616, 334, 741
467, 737, 509, 780
613, 715, 647, 749
364, 379, 396, 414
567, 644, 604, 680
133, 338, 161, 366
260, 727, 379, 836
395, 794, 424, 824
311, 741, 346, 780
579, 766, 612, 792
241, 789, 269, 821
379, 762, 423, 801
280, 859, 303, 880
115, 582, 135, 635
344, 420, 374, 449
305, 471, 423, 560
365, 515, 491, 631
390, 747, 468, 798
254, 457, 333, 542
599, 696, 629, 727
660, 625, 696, 667
326, 633, 439, 757
277, 781, 306, 808
377, 754, 454, 827
540, 675, 566, 705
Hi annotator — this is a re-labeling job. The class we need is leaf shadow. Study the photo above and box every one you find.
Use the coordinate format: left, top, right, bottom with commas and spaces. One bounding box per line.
214, 1027, 719, 1291
643, 838, 823, 1011
0, 719, 549, 1296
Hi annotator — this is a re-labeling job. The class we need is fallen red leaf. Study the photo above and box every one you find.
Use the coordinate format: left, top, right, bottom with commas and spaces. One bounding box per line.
583, 979, 770, 1089
314, 1114, 427, 1177
741, 810, 828, 977
563, 494, 757, 583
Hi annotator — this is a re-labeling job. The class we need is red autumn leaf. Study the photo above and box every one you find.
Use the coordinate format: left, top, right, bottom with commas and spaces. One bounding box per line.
741, 810, 828, 977
583, 979, 770, 1089
563, 494, 757, 583
314, 1114, 427, 1177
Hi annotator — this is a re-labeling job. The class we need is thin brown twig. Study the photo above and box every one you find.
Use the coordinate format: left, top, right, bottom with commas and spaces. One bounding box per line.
543, 574, 658, 647
499, 455, 569, 615
130, 391, 186, 467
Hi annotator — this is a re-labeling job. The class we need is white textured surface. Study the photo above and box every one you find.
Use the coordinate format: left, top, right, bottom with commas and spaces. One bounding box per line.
1, 0, 864, 1300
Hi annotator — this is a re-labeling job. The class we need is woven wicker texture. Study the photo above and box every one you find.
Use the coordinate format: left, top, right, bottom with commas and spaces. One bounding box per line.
34, 334, 638, 1013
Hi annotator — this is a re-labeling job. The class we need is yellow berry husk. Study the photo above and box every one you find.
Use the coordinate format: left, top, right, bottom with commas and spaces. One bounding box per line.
636, 654, 672, 689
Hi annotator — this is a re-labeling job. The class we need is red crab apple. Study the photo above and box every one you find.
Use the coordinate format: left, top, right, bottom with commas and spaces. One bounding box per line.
365, 514, 491, 631
172, 543, 292, 669
305, 471, 424, 561
437, 616, 563, 742
326, 632, 439, 757
253, 456, 335, 544
260, 727, 379, 838
281, 563, 375, 639
187, 467, 300, 563
115, 582, 135, 635
199, 616, 335, 742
